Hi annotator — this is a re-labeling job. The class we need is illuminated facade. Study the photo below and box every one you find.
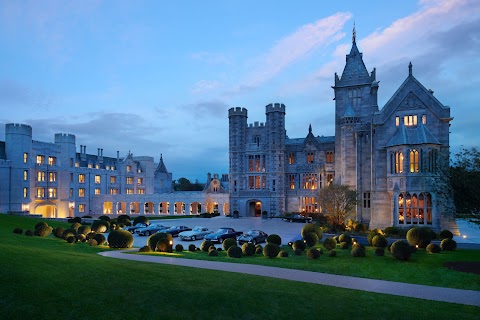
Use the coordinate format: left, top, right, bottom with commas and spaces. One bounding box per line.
228, 32, 456, 231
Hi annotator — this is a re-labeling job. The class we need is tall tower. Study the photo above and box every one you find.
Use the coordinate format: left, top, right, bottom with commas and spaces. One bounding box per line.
228, 107, 248, 213
265, 103, 286, 215
54, 133, 77, 216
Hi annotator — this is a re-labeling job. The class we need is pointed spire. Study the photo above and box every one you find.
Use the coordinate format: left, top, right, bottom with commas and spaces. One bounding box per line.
309, 123, 312, 134
352, 21, 356, 44
408, 62, 413, 76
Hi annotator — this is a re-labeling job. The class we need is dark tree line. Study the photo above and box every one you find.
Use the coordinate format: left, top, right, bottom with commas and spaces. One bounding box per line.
450, 147, 480, 214
174, 177, 204, 191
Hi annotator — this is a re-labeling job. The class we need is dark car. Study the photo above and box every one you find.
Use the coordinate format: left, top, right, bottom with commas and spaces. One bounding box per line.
165, 225, 192, 237
136, 224, 168, 236
123, 223, 149, 234
282, 214, 312, 223
204, 227, 243, 243
237, 230, 268, 245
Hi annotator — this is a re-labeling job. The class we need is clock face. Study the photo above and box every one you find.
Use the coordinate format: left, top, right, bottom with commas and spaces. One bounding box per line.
212, 180, 219, 186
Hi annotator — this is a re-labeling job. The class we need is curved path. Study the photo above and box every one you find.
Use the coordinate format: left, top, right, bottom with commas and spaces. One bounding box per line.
99, 250, 480, 307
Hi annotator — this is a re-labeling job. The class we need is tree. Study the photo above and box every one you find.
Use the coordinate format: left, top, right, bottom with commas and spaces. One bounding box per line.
450, 147, 480, 213
174, 177, 204, 191
318, 184, 357, 226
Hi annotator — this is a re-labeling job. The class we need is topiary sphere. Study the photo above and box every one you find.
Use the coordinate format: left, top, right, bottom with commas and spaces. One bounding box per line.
175, 244, 184, 252
223, 238, 237, 251
304, 232, 319, 247
208, 249, 218, 256
354, 223, 367, 233
306, 248, 320, 259
255, 244, 263, 254
13, 228, 23, 234
77, 234, 86, 242
108, 229, 134, 248
34, 225, 53, 237
439, 230, 454, 240
301, 223, 323, 239
98, 215, 111, 222
200, 240, 215, 252
89, 239, 98, 246
440, 238, 457, 251
406, 227, 435, 248
390, 240, 412, 261
91, 220, 110, 233
25, 230, 34, 236
35, 221, 48, 230
375, 247, 385, 256
70, 222, 82, 231
338, 233, 352, 244
323, 237, 337, 251
62, 228, 77, 240
157, 237, 174, 252
86, 231, 96, 240
242, 242, 256, 256
277, 250, 289, 258
384, 226, 399, 236
209, 246, 216, 252
227, 245, 242, 258
139, 246, 151, 253
93, 233, 106, 245
77, 225, 91, 235
339, 241, 349, 249
328, 250, 337, 257
146, 232, 172, 252
53, 227, 65, 238
294, 248, 303, 256
263, 243, 280, 258
292, 239, 307, 251
372, 234, 388, 248
117, 214, 131, 224
133, 215, 149, 226
333, 235, 339, 243
188, 244, 196, 252
66, 236, 77, 243
367, 231, 382, 245
426, 243, 441, 254
351, 246, 366, 257
266, 234, 282, 246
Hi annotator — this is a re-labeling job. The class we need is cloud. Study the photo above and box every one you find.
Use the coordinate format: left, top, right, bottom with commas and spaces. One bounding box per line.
0, 79, 56, 110
181, 100, 229, 119
191, 80, 221, 94
190, 51, 231, 65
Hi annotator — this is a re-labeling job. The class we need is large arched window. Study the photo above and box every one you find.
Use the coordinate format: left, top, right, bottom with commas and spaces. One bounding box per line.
398, 192, 432, 225
409, 149, 419, 173
395, 151, 404, 173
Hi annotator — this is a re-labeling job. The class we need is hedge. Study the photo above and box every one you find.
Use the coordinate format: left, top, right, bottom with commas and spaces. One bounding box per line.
241, 242, 256, 256
292, 239, 306, 251
440, 238, 457, 251
306, 248, 320, 259
303, 232, 319, 247
133, 216, 149, 226
93, 233, 106, 246
34, 225, 53, 237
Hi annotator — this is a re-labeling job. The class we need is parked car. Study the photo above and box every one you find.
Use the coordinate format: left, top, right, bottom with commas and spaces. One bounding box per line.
179, 226, 213, 241
282, 214, 312, 223
165, 225, 192, 237
136, 224, 168, 236
237, 230, 268, 245
123, 223, 149, 234
204, 227, 243, 243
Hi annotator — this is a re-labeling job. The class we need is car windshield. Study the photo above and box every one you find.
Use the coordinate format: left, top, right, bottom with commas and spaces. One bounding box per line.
247, 231, 258, 235
217, 228, 229, 234
193, 227, 203, 231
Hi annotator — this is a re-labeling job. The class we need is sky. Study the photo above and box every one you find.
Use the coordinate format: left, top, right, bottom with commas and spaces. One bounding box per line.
0, 0, 479, 182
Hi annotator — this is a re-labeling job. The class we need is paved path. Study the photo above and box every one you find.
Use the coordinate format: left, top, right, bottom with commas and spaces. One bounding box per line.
99, 250, 480, 307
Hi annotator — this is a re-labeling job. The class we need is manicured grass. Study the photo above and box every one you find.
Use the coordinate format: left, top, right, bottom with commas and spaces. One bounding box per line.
1, 215, 479, 320
147, 215, 201, 220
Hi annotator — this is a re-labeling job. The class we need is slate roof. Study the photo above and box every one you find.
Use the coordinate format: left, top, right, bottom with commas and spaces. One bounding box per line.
386, 123, 441, 147
285, 136, 335, 146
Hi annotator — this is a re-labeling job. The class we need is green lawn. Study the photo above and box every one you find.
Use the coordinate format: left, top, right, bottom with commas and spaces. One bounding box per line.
1, 215, 479, 320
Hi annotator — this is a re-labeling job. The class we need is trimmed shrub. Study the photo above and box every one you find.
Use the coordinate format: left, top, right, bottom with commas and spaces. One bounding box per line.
372, 234, 388, 248
78, 225, 91, 235
200, 240, 215, 252
266, 234, 282, 246
255, 245, 263, 254
292, 239, 307, 251
375, 248, 385, 256
77, 234, 86, 242
157, 235, 174, 252
70, 222, 82, 231
108, 229, 134, 248
133, 215, 149, 226
86, 232, 96, 241
301, 223, 323, 239
175, 244, 184, 252
304, 232, 319, 247
318, 248, 324, 255
333, 235, 339, 243
426, 243, 441, 254
146, 232, 169, 251
384, 226, 399, 237
439, 230, 454, 240
72, 217, 82, 223
406, 227, 435, 248
338, 233, 352, 244
53, 227, 65, 238
223, 238, 237, 251
82, 215, 92, 218
339, 241, 349, 249
209, 246, 216, 252
367, 230, 382, 245
351, 246, 366, 257
13, 227, 23, 234
62, 228, 77, 240
89, 239, 98, 246
294, 248, 303, 256
208, 249, 218, 256
93, 233, 106, 245
98, 215, 111, 222
25, 230, 34, 236
323, 237, 337, 251
390, 240, 412, 261
354, 223, 367, 233
277, 250, 289, 258
66, 236, 77, 243
188, 244, 196, 252
328, 250, 337, 257
216, 248, 223, 252
139, 246, 151, 253
306, 248, 320, 259
35, 225, 53, 237
117, 214, 131, 224
242, 242, 256, 256
91, 220, 110, 233
35, 221, 48, 230
440, 238, 457, 251
227, 245, 242, 258
263, 243, 280, 258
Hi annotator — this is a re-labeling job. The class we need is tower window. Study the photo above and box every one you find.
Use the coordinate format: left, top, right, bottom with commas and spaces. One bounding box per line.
326, 151, 334, 163
409, 149, 419, 173
288, 153, 295, 164
404, 115, 418, 126
422, 114, 427, 124
396, 116, 400, 126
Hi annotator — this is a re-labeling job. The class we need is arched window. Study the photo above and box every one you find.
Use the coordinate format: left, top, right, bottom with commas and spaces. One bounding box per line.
398, 194, 404, 224
428, 149, 438, 173
395, 151, 404, 173
397, 192, 432, 225
409, 149, 419, 173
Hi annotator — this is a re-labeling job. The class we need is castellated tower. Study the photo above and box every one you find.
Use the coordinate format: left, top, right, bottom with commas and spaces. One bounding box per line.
228, 107, 248, 213
5, 123, 33, 211
54, 133, 77, 215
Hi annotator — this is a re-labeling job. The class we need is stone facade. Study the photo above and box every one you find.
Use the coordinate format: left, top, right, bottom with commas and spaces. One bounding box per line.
228, 34, 456, 232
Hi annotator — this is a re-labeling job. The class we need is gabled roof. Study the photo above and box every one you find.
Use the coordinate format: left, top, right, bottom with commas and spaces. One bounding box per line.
302, 124, 322, 150
386, 122, 441, 147
155, 154, 169, 175
342, 105, 357, 118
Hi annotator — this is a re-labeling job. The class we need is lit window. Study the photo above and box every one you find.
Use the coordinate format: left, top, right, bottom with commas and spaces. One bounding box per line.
288, 153, 295, 164
137, 189, 145, 194
36, 155, 45, 164
95, 188, 101, 195
409, 149, 419, 173
95, 164, 100, 169
126, 188, 134, 194
78, 174, 85, 183
110, 176, 116, 183
49, 172, 57, 182
48, 156, 56, 166
24, 153, 28, 163
78, 188, 85, 197
95, 175, 101, 184
48, 188, 57, 198
404, 115, 418, 126
326, 151, 334, 163
396, 116, 400, 126
126, 177, 133, 184
422, 114, 427, 125
302, 174, 318, 190
36, 188, 45, 198
110, 188, 118, 194
88, 163, 92, 168
307, 152, 314, 163
395, 152, 404, 173
78, 204, 85, 213
137, 169, 142, 173
111, 166, 115, 170
289, 174, 295, 190
126, 165, 131, 172
327, 173, 334, 186
106, 165, 110, 170
75, 162, 79, 167
137, 178, 143, 185
24, 170, 28, 181
23, 187, 28, 198
37, 171, 45, 182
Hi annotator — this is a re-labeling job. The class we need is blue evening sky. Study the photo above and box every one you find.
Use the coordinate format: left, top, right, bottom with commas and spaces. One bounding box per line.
0, 0, 478, 181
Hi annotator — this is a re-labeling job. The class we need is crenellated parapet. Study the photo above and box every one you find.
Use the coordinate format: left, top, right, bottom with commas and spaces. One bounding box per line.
5, 123, 32, 137
54, 133, 76, 145
265, 103, 286, 114
228, 107, 248, 118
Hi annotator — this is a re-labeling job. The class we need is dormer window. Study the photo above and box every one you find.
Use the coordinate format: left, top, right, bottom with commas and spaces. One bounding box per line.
422, 114, 427, 125
404, 115, 417, 126
126, 165, 131, 172
253, 136, 260, 147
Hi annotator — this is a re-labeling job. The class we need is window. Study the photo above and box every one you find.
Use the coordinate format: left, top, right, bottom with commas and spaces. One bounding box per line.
48, 156, 56, 166
398, 192, 432, 225
24, 153, 28, 163
49, 172, 57, 182
70, 158, 74, 167
307, 152, 314, 163
404, 115, 418, 126
126, 165, 132, 172
428, 149, 438, 173
126, 188, 134, 194
95, 188, 101, 195
23, 187, 28, 198
110, 188, 118, 194
110, 176, 117, 183
248, 176, 266, 189
78, 174, 85, 183
302, 174, 318, 190
95, 175, 101, 184
23, 170, 28, 181
248, 155, 264, 172
396, 116, 400, 126
111, 166, 115, 170
78, 204, 85, 213
70, 188, 73, 197
137, 168, 142, 173
326, 151, 334, 163
37, 188, 45, 198
289, 174, 295, 190
301, 197, 318, 213
78, 188, 85, 197
106, 165, 110, 170
48, 188, 57, 198
272, 179, 275, 192
363, 192, 371, 208
70, 173, 73, 182
37, 171, 45, 182
137, 178, 143, 185
288, 153, 295, 165
253, 136, 260, 147
75, 162, 79, 167
95, 164, 100, 169
422, 114, 427, 125
327, 173, 334, 186
126, 177, 133, 184
395, 152, 404, 173
409, 149, 419, 173
88, 163, 92, 168
36, 155, 45, 164
137, 189, 145, 194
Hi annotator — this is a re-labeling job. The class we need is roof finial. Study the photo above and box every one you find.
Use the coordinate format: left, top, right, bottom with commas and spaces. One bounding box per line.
309, 123, 312, 134
160, 153, 163, 160
409, 61, 413, 76
352, 21, 356, 44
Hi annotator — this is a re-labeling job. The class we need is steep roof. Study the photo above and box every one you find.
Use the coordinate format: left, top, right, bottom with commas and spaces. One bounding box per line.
155, 154, 169, 175
386, 122, 441, 147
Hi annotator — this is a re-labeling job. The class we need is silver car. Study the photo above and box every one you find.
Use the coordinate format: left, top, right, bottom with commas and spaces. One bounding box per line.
179, 226, 213, 241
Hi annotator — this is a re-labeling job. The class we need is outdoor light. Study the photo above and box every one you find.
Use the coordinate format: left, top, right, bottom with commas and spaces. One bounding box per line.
169, 240, 173, 245
462, 235, 467, 239
416, 245, 419, 248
